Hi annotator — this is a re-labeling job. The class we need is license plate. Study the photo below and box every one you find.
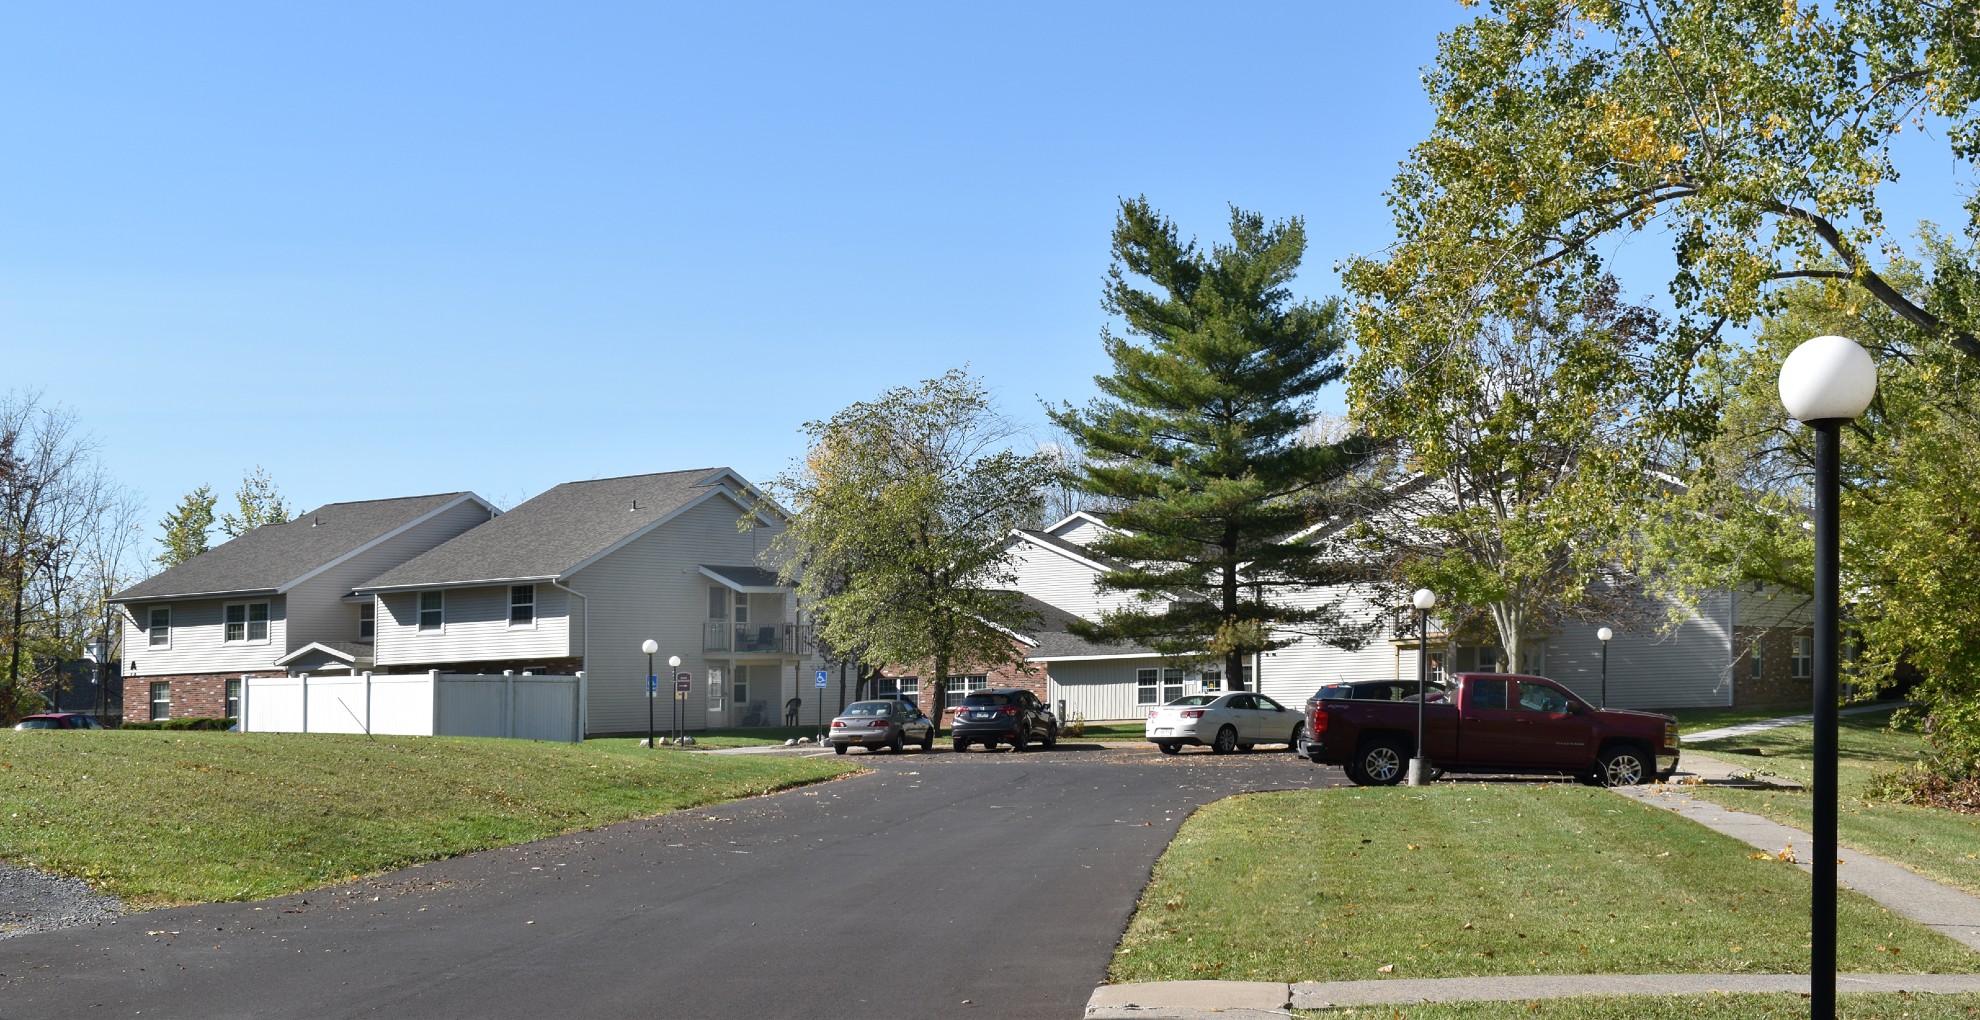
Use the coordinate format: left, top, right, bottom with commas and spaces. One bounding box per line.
1153, 727, 1172, 735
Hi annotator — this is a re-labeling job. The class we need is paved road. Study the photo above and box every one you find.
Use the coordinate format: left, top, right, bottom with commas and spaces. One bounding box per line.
0, 744, 1333, 1020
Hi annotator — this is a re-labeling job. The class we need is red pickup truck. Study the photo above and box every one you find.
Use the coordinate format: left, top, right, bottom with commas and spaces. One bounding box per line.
1301, 672, 1680, 787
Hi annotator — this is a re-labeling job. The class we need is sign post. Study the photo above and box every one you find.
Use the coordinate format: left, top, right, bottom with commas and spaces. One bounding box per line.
674, 672, 691, 744
815, 669, 828, 741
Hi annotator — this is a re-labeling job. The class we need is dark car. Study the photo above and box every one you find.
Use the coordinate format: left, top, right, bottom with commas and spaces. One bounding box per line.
950, 688, 1058, 753
828, 700, 936, 754
12, 713, 107, 731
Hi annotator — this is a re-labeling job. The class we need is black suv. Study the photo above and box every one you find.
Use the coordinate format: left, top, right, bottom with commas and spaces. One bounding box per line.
950, 688, 1058, 753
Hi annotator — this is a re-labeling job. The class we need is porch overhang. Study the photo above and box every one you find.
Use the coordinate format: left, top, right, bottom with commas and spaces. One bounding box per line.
699, 565, 786, 594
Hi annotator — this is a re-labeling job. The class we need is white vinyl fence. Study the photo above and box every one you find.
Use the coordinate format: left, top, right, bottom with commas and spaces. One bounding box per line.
241, 670, 586, 742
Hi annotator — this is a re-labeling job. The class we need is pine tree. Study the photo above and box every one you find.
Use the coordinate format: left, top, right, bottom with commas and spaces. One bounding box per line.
157, 486, 217, 568
1048, 199, 1371, 689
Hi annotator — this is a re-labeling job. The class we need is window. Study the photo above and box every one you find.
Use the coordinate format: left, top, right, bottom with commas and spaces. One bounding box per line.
1199, 664, 1251, 693
733, 590, 749, 624
149, 682, 171, 720
1519, 641, 1546, 675
419, 592, 444, 632
1791, 634, 1813, 679
358, 602, 375, 640
709, 586, 727, 620
509, 585, 536, 626
1749, 641, 1764, 680
1137, 668, 1186, 705
733, 666, 748, 706
225, 679, 241, 719
943, 674, 989, 709
1469, 678, 1510, 711
876, 675, 919, 706
224, 602, 269, 643
148, 607, 171, 648
1514, 681, 1571, 714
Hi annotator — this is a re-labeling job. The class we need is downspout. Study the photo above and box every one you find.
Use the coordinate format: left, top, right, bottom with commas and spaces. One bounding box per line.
549, 579, 589, 738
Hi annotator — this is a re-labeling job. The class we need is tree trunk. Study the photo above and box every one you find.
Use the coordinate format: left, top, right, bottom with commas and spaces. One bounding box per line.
1489, 601, 1525, 674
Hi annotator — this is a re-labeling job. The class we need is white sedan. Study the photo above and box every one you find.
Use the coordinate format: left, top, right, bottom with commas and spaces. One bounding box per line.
1144, 692, 1304, 755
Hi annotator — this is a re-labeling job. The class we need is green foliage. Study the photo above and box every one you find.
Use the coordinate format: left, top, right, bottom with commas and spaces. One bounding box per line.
219, 466, 291, 538
1050, 199, 1372, 682
768, 370, 1051, 709
1647, 274, 1980, 777
155, 485, 216, 569
120, 716, 235, 731
1348, 0, 1980, 451
1341, 272, 1661, 667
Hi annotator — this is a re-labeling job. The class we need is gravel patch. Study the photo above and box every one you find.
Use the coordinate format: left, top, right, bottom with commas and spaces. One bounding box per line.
0, 862, 126, 938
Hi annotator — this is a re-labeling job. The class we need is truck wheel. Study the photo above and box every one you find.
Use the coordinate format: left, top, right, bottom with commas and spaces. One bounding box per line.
1596, 745, 1652, 786
1212, 726, 1238, 755
1354, 738, 1408, 786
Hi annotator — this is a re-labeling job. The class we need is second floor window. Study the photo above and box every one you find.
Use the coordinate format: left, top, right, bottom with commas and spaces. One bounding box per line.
148, 607, 171, 648
419, 592, 444, 632
224, 602, 269, 643
358, 602, 375, 640
510, 586, 535, 626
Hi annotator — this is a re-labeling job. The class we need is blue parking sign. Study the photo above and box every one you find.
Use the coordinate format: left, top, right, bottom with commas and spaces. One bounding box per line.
814, 669, 828, 688
647, 674, 658, 695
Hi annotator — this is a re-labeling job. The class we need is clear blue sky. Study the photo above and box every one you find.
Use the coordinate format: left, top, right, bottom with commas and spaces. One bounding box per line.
1, 3, 1966, 556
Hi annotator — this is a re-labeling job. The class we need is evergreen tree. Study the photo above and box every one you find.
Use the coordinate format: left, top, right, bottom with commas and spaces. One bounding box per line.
1049, 199, 1371, 689
157, 486, 216, 568
219, 466, 290, 538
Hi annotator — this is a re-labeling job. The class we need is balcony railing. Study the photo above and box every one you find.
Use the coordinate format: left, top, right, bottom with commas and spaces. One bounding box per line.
704, 621, 799, 654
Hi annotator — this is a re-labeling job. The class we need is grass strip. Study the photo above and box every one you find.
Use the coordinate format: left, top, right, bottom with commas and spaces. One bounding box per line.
1113, 784, 1980, 985
1297, 991, 1980, 1018
0, 730, 853, 906
1684, 709, 1980, 896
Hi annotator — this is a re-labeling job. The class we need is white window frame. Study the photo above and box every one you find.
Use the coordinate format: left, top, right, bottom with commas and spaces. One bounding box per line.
224, 601, 270, 644
419, 591, 444, 633
148, 606, 172, 649
943, 674, 989, 710
358, 602, 375, 640
225, 679, 241, 719
1791, 634, 1813, 679
877, 675, 919, 705
509, 585, 536, 628
733, 664, 749, 706
1138, 667, 1185, 705
1749, 640, 1764, 680
149, 681, 171, 720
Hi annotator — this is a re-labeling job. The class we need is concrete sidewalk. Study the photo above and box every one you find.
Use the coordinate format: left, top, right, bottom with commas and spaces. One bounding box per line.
1685, 702, 1903, 743
1085, 751, 1980, 1017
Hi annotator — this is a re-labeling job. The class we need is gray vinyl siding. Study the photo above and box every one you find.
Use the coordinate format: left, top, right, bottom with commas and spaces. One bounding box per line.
1541, 598, 1734, 710
120, 596, 288, 676
1255, 584, 1403, 705
565, 493, 823, 736
374, 583, 573, 666
1005, 539, 1156, 619
284, 498, 494, 652
1046, 658, 1170, 722
1050, 518, 1109, 547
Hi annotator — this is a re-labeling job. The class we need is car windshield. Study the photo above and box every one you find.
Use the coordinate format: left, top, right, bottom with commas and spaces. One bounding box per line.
842, 702, 896, 717
961, 693, 1012, 707
1166, 695, 1218, 707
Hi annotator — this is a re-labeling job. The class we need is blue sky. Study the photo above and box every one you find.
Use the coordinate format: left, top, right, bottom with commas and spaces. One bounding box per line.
1, 2, 1968, 557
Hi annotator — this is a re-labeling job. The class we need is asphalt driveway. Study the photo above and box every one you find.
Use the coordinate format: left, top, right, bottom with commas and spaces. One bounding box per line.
0, 744, 1334, 1020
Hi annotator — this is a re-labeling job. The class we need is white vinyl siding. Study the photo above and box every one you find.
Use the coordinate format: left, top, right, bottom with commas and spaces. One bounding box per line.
119, 598, 289, 676
374, 584, 572, 665
564, 492, 823, 736
279, 497, 494, 657
1001, 537, 1159, 620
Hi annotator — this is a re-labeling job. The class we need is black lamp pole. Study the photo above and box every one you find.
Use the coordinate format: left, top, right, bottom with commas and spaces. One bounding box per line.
646, 646, 656, 749
1810, 419, 1842, 1020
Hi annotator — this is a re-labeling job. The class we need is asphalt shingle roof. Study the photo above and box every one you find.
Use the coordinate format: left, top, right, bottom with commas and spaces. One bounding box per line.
359, 469, 744, 590
113, 493, 481, 602
1001, 592, 1156, 660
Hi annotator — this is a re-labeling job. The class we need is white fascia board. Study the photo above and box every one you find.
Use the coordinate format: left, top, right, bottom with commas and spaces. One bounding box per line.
696, 469, 788, 523
277, 493, 498, 594
357, 575, 558, 594
697, 565, 789, 594
1024, 651, 1167, 663
1009, 530, 1112, 574
112, 587, 280, 606
273, 641, 361, 666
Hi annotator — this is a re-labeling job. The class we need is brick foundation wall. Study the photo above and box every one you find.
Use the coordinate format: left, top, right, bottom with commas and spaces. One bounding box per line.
1732, 627, 1814, 709
126, 672, 284, 722
879, 652, 1047, 724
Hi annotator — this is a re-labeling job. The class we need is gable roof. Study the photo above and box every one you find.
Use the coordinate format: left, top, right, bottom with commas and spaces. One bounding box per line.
113, 492, 491, 602
358, 468, 767, 592
1009, 528, 1118, 571
998, 591, 1157, 661
1043, 509, 1116, 538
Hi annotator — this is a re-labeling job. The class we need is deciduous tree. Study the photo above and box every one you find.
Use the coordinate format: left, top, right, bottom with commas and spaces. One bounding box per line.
156, 486, 217, 569
219, 466, 290, 538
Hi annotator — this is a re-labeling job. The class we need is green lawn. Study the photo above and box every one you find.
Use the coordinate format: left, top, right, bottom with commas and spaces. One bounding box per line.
1114, 784, 1980, 985
0, 730, 853, 906
1296, 992, 1980, 1018
1683, 708, 1980, 896
1662, 706, 1816, 735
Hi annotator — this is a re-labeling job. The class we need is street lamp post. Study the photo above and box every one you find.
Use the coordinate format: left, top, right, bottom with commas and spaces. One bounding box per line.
89, 635, 108, 721
641, 639, 659, 748
1779, 333, 1877, 1020
668, 654, 682, 744
1596, 627, 1613, 709
1407, 588, 1436, 787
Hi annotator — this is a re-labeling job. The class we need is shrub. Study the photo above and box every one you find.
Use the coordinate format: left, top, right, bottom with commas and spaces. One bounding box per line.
122, 717, 236, 731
